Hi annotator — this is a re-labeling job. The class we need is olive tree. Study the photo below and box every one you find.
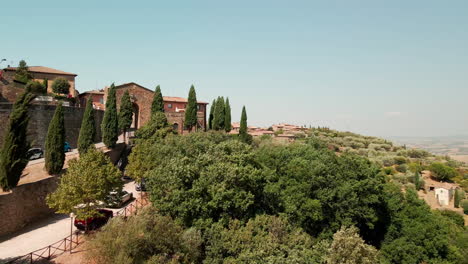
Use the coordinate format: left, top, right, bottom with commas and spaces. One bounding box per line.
46, 149, 122, 219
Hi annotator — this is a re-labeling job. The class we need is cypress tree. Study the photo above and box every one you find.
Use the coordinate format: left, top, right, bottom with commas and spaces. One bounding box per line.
14, 60, 33, 83
101, 83, 119, 148
151, 85, 164, 117
239, 106, 247, 136
45, 103, 65, 175
224, 97, 232, 132
0, 91, 34, 190
212, 97, 220, 130
208, 99, 215, 130
184, 85, 198, 132
78, 97, 96, 154
118, 90, 133, 143
213, 96, 225, 131
414, 172, 421, 190
239, 106, 251, 144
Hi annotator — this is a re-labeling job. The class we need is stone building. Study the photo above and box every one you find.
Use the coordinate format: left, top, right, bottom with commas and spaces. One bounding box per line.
94, 82, 208, 133
1, 66, 78, 97
78, 90, 105, 110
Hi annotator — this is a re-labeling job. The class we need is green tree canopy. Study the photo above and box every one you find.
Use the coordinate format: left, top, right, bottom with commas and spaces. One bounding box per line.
0, 91, 34, 191
78, 97, 96, 154
51, 78, 71, 94
224, 97, 232, 132
45, 103, 65, 175
101, 83, 119, 148
208, 99, 215, 130
204, 215, 323, 264
326, 226, 378, 264
429, 162, 458, 181
14, 60, 33, 83
118, 90, 133, 142
46, 149, 122, 219
184, 85, 198, 131
151, 85, 164, 116
86, 208, 202, 264
380, 187, 465, 263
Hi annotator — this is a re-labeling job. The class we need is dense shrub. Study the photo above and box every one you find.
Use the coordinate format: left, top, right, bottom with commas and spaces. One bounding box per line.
395, 164, 407, 173
204, 215, 323, 264
86, 208, 202, 264
438, 210, 464, 227
394, 156, 407, 165
461, 200, 468, 214
429, 162, 458, 181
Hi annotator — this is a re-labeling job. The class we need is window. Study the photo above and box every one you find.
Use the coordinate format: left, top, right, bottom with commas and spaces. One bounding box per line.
197, 105, 200, 110
168, 104, 172, 108
99, 98, 103, 104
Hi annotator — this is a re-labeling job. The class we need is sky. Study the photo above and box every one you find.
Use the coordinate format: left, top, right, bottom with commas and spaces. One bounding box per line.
1, 0, 467, 137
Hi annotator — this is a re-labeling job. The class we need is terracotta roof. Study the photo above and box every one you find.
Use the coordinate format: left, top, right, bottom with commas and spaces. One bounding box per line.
164, 96, 208, 104
4, 66, 77, 76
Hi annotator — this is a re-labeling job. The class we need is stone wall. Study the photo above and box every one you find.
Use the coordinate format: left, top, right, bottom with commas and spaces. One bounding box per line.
0, 176, 59, 237
0, 103, 104, 149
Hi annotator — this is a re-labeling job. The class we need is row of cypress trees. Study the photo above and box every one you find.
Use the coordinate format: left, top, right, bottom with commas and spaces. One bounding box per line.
207, 96, 250, 142
208, 96, 232, 132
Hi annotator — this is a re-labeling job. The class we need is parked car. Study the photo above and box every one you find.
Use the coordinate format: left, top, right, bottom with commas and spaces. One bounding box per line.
135, 178, 146, 192
74, 209, 113, 231
106, 190, 133, 208
64, 142, 72, 152
27, 148, 43, 160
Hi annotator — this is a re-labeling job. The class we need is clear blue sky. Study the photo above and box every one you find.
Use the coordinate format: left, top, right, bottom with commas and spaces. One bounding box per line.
1, 0, 467, 137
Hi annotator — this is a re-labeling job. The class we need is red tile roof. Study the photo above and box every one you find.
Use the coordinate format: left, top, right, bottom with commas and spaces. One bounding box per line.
4, 66, 77, 76
163, 96, 208, 104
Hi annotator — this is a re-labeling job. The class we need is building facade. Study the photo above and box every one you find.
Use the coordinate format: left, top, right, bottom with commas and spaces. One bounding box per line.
78, 90, 105, 110
2, 66, 78, 97
96, 82, 208, 133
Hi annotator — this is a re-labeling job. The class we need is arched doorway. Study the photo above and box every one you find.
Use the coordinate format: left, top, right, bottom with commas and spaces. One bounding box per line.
132, 103, 139, 129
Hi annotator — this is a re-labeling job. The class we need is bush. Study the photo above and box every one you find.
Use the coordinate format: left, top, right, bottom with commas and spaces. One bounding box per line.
429, 163, 458, 181
51, 78, 70, 94
461, 200, 468, 215
439, 210, 464, 227
395, 164, 407, 173
407, 149, 431, 158
454, 189, 465, 208
86, 208, 202, 264
394, 156, 407, 165
408, 162, 423, 173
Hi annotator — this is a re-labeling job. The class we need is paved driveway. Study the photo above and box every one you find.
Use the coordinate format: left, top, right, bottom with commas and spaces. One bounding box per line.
0, 181, 138, 259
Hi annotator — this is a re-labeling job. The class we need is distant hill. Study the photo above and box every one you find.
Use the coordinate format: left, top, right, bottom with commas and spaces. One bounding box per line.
388, 135, 468, 156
